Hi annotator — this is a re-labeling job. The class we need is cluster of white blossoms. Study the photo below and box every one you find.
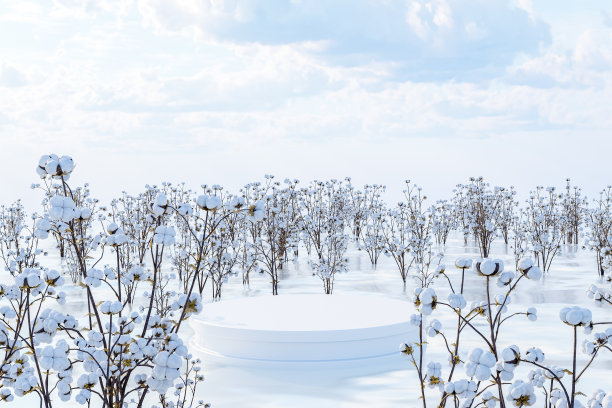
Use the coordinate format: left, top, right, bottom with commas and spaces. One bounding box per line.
414, 287, 437, 315
517, 258, 543, 280
444, 379, 478, 402
106, 222, 128, 246
475, 258, 504, 276
496, 345, 520, 381
153, 225, 176, 246
37, 154, 74, 179
49, 195, 76, 223
455, 258, 472, 269
196, 195, 222, 211
559, 306, 592, 326
588, 390, 612, 408
465, 348, 496, 381
508, 380, 536, 407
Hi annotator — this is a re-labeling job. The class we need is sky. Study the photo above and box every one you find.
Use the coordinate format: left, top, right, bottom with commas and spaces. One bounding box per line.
0, 0, 611, 208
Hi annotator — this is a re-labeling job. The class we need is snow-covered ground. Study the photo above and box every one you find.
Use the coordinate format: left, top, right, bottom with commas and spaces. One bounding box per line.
188, 234, 612, 408
5, 232, 611, 407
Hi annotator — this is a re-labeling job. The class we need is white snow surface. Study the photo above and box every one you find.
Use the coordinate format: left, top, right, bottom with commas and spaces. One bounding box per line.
6, 232, 612, 407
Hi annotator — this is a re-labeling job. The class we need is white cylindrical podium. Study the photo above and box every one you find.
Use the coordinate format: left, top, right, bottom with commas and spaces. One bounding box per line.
190, 294, 416, 363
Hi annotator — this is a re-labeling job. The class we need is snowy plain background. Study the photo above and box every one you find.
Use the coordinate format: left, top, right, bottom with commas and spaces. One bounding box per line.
5, 231, 611, 407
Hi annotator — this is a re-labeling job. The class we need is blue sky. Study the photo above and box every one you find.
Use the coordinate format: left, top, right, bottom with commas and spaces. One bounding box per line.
0, 0, 611, 205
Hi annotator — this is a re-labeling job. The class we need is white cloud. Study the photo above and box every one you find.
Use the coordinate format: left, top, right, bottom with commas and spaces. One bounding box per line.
137, 0, 551, 80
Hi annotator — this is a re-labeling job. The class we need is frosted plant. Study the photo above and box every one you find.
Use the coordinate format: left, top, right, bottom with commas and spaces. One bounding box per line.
524, 186, 564, 272
454, 177, 509, 257
0, 201, 45, 276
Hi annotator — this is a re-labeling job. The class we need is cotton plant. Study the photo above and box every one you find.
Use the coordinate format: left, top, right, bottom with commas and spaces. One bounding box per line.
560, 179, 586, 245
380, 202, 415, 284
453, 177, 510, 258
3, 154, 264, 408
400, 256, 549, 408
584, 186, 612, 276
249, 181, 298, 295
357, 187, 387, 266
0, 201, 45, 276
524, 186, 565, 272
431, 199, 457, 246
298, 180, 350, 294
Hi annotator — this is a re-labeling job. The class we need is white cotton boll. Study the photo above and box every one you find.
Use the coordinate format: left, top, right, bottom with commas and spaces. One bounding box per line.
560, 306, 592, 326
76, 207, 91, 220
206, 196, 222, 210
497, 271, 515, 287
455, 257, 473, 269
474, 365, 492, 381
45, 158, 60, 175
468, 348, 483, 363
527, 266, 542, 280
479, 351, 497, 367
58, 156, 74, 174
421, 304, 433, 315
502, 345, 520, 363
445, 382, 455, 394
478, 259, 498, 276
602, 395, 612, 408
527, 307, 537, 321
508, 380, 536, 406
524, 347, 545, 363
177, 203, 193, 216
427, 319, 442, 337
420, 288, 435, 305
229, 196, 246, 210
155, 194, 168, 207
518, 258, 534, 271
582, 340, 595, 355
35, 218, 51, 239
466, 348, 494, 381
448, 293, 467, 309
493, 259, 504, 273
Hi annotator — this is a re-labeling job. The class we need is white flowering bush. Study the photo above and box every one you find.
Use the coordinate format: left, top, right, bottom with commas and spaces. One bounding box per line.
400, 254, 611, 408
0, 155, 264, 408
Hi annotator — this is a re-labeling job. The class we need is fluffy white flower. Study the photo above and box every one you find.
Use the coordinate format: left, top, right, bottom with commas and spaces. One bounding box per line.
196, 195, 222, 211
38, 340, 70, 372
448, 293, 467, 309
526, 307, 538, 321
444, 379, 477, 400
247, 201, 265, 221
426, 361, 443, 389
84, 268, 104, 288
465, 348, 496, 381
559, 306, 592, 326
153, 225, 176, 246
508, 380, 536, 406
527, 369, 545, 388
34, 218, 51, 239
151, 193, 168, 216
49, 196, 76, 223
518, 258, 542, 280
524, 347, 545, 363
147, 351, 183, 393
426, 319, 442, 337
100, 301, 123, 315
37, 154, 74, 178
477, 258, 502, 276
455, 258, 472, 269
497, 271, 515, 287
414, 287, 437, 315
